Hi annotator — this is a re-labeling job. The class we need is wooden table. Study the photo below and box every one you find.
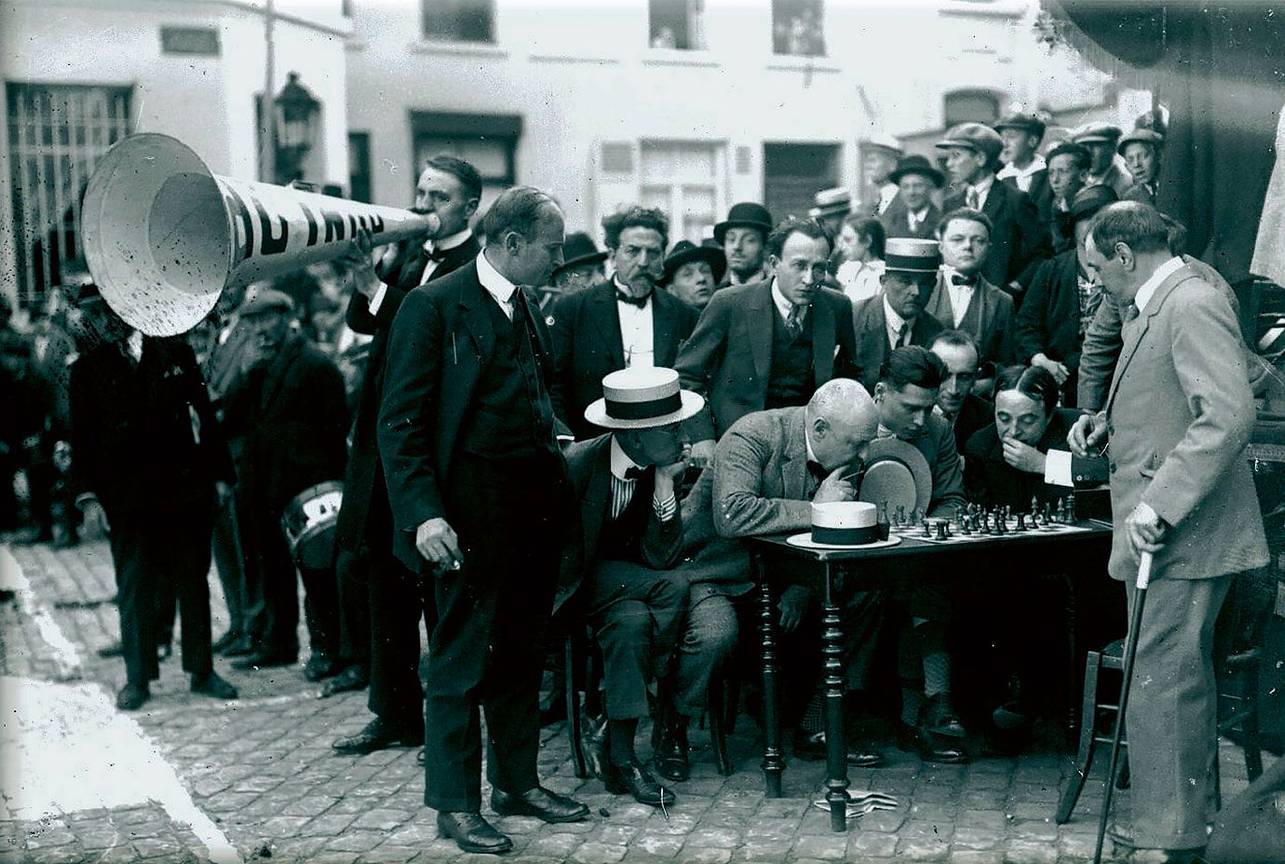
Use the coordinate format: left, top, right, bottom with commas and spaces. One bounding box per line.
749, 521, 1114, 832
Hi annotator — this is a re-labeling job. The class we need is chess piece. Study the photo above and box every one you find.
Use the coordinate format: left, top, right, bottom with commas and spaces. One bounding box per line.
1016, 513, 1026, 531
995, 513, 1007, 535
981, 512, 992, 534
1030, 495, 1040, 517
921, 520, 932, 538
895, 504, 906, 527
936, 521, 949, 541
877, 503, 890, 537
1066, 491, 1077, 523
959, 518, 971, 536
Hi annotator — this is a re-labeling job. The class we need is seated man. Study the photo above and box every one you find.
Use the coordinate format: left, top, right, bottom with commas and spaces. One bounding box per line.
558, 366, 701, 808
929, 330, 990, 454
652, 379, 883, 776
871, 347, 970, 763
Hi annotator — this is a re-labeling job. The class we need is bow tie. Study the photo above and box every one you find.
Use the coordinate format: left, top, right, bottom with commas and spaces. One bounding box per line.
951, 272, 978, 287
424, 245, 451, 263
616, 289, 652, 308
623, 465, 651, 480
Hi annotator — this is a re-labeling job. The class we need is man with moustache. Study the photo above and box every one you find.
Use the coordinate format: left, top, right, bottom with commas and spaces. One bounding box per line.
715, 202, 774, 287
937, 123, 1048, 295
929, 330, 990, 453
379, 187, 589, 854
330, 156, 484, 753
548, 207, 699, 441
660, 240, 725, 311
923, 208, 1015, 370
676, 218, 857, 467
881, 155, 945, 241
851, 237, 945, 394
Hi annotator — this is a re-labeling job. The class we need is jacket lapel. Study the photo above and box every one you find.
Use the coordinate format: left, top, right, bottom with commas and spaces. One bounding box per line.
591, 283, 626, 369
1104, 266, 1198, 414
581, 441, 612, 555
749, 281, 774, 382
653, 291, 679, 366
811, 293, 836, 384
458, 264, 495, 362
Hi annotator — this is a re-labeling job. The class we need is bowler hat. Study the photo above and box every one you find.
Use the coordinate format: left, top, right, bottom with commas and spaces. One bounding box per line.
1072, 122, 1123, 145
552, 231, 608, 280
1069, 185, 1118, 222
714, 202, 773, 245
1116, 128, 1164, 156
883, 238, 941, 274
994, 112, 1046, 140
660, 240, 726, 287
935, 123, 1004, 165
239, 287, 295, 318
888, 154, 945, 188
584, 366, 704, 430
808, 187, 852, 220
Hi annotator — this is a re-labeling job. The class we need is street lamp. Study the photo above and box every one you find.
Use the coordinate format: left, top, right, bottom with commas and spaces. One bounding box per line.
274, 71, 320, 184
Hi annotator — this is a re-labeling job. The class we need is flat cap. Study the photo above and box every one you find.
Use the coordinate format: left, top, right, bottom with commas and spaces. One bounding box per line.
1116, 128, 1164, 155
994, 112, 1046, 139
239, 287, 295, 318
1072, 122, 1123, 145
936, 123, 1004, 163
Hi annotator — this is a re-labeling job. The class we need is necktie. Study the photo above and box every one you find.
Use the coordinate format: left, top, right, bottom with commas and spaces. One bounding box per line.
786, 305, 806, 338
616, 289, 651, 308
897, 322, 910, 347
966, 187, 980, 211
950, 273, 978, 287
1123, 302, 1140, 322
624, 465, 650, 480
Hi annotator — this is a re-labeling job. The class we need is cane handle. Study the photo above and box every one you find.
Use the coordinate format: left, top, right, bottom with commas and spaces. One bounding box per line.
1136, 551, 1153, 590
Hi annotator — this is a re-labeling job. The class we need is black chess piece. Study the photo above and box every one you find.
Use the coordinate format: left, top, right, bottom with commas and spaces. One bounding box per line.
960, 518, 971, 536
995, 514, 1007, 535
936, 521, 949, 541
921, 520, 932, 538
895, 504, 906, 526
1016, 513, 1026, 531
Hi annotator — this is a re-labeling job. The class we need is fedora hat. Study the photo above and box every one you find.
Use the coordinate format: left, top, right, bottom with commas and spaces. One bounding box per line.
808, 187, 852, 220
994, 112, 1047, 140
1116, 128, 1164, 156
883, 238, 941, 274
714, 202, 773, 245
858, 437, 932, 516
584, 366, 704, 430
660, 240, 726, 287
552, 231, 608, 280
889, 154, 945, 188
936, 123, 1004, 165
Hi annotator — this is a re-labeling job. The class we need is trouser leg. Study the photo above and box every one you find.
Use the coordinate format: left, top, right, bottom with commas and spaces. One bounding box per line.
210, 497, 245, 634
368, 550, 424, 727
299, 564, 340, 659
671, 592, 740, 718
107, 515, 155, 686
165, 505, 215, 676
334, 549, 370, 669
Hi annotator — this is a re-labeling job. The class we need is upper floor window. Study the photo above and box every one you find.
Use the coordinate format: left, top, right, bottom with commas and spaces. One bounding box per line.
649, 0, 707, 50
421, 0, 495, 44
772, 0, 825, 57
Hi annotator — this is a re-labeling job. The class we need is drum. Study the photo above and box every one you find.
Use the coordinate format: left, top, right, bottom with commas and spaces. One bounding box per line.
281, 481, 344, 570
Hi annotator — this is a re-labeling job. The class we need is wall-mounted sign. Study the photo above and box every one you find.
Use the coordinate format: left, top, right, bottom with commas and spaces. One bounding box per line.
160, 26, 220, 57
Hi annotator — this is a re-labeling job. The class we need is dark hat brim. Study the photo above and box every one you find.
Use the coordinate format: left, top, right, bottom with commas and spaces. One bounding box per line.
661, 245, 726, 286
552, 250, 608, 279
713, 219, 772, 245
889, 164, 945, 187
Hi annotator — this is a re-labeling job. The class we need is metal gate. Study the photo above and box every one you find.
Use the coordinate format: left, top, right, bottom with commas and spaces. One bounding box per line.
6, 83, 132, 309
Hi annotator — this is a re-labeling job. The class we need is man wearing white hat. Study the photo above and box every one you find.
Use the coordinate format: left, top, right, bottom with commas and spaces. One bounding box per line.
555, 366, 703, 808
851, 238, 946, 393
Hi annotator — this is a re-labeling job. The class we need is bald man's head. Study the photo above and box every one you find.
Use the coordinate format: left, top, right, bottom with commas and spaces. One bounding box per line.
806, 379, 879, 471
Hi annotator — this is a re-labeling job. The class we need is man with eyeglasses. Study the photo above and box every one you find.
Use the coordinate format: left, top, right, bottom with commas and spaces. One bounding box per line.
548, 207, 699, 441
676, 217, 858, 467
929, 330, 991, 455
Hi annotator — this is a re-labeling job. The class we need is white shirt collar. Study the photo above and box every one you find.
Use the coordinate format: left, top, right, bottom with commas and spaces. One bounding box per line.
423, 227, 472, 254
609, 435, 641, 480
1132, 256, 1185, 315
996, 155, 1046, 182
882, 293, 908, 346
476, 249, 518, 310
970, 172, 995, 198
770, 277, 802, 323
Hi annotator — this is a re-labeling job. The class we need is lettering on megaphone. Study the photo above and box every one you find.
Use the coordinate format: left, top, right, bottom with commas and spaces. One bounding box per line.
81, 133, 438, 337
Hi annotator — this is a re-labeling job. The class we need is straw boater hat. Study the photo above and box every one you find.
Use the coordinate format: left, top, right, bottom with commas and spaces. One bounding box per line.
883, 238, 942, 274
808, 187, 852, 220
584, 366, 704, 430
786, 501, 902, 551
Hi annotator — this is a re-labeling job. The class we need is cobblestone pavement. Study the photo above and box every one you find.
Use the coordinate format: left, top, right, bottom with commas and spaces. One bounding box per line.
0, 540, 1266, 863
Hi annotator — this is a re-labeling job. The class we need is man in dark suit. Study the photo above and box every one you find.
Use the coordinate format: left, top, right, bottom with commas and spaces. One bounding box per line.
850, 237, 945, 394
556, 367, 702, 806
937, 123, 1049, 296
881, 155, 945, 241
1014, 185, 1118, 406
378, 187, 589, 854
928, 330, 990, 453
549, 207, 700, 440
924, 208, 1015, 369
69, 286, 238, 711
995, 113, 1050, 208
676, 218, 857, 467
715, 202, 774, 288
222, 290, 349, 678
330, 156, 484, 752
1043, 143, 1091, 253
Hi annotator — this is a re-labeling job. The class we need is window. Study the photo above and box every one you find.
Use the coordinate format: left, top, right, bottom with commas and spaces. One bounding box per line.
639, 141, 726, 245
943, 89, 1001, 128
772, 0, 825, 57
348, 132, 371, 203
648, 0, 707, 50
410, 112, 521, 222
421, 0, 494, 44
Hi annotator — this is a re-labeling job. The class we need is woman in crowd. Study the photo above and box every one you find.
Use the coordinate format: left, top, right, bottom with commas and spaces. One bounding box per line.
834, 215, 886, 304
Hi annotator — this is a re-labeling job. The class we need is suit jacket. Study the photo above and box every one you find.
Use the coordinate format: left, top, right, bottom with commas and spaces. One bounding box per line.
1102, 263, 1267, 582
378, 259, 566, 573
1013, 249, 1084, 369
549, 281, 699, 440
553, 435, 684, 615
880, 202, 943, 241
69, 336, 233, 518
945, 393, 993, 455
1001, 169, 1051, 214
674, 279, 857, 442
850, 295, 945, 393
222, 334, 349, 513
944, 178, 1049, 289
903, 413, 968, 519
1077, 255, 1237, 411
962, 412, 1107, 510
335, 234, 480, 552
1122, 182, 1157, 207
925, 271, 1015, 367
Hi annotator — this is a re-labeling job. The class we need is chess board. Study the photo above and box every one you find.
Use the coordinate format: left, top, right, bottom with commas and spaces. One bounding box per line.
889, 516, 1111, 545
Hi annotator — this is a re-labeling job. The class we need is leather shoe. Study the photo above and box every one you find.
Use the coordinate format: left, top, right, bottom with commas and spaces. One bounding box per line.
792, 730, 885, 768
897, 723, 969, 765
231, 650, 296, 671
319, 664, 368, 697
436, 811, 512, 855
219, 636, 254, 658
491, 786, 589, 823
603, 758, 677, 807
116, 683, 150, 711
1110, 823, 1207, 863
332, 717, 423, 755
302, 654, 339, 682
923, 694, 967, 739
654, 719, 690, 783
416, 747, 426, 766
210, 629, 241, 653
190, 671, 238, 700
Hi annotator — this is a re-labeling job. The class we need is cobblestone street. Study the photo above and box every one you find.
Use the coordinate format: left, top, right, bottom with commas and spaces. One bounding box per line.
0, 540, 1265, 863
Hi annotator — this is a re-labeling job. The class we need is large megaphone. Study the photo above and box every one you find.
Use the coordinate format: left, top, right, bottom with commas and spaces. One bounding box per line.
81, 133, 439, 336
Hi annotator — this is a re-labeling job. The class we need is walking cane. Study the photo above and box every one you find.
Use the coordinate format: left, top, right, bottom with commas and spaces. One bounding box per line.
1093, 550, 1154, 864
